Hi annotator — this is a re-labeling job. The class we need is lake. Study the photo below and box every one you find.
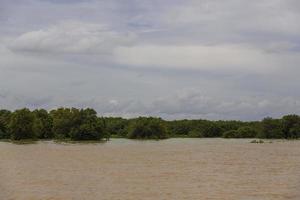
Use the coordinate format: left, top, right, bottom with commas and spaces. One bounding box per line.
0, 138, 299, 200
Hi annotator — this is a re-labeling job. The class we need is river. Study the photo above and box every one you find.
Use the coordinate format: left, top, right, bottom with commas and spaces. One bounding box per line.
0, 138, 299, 200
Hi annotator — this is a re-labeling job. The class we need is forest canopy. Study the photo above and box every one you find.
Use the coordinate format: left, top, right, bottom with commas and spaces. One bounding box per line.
0, 108, 300, 140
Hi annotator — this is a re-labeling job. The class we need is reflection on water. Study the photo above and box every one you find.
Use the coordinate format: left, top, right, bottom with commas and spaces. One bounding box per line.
1, 139, 300, 200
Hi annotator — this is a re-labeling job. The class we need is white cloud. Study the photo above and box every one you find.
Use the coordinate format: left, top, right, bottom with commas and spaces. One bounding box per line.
114, 44, 300, 73
163, 0, 300, 36
148, 90, 300, 120
9, 21, 136, 54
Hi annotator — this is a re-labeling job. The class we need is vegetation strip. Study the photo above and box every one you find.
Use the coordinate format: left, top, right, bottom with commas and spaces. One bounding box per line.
0, 108, 300, 141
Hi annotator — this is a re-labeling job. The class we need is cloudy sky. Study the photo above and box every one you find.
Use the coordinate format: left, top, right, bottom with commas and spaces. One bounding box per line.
1, 0, 300, 120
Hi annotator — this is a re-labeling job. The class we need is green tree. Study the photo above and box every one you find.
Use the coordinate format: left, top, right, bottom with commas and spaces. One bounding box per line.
259, 117, 284, 139
50, 108, 76, 138
235, 126, 257, 138
101, 117, 110, 140
202, 122, 223, 137
222, 127, 257, 138
69, 108, 106, 140
33, 109, 53, 139
9, 108, 35, 140
127, 117, 168, 139
222, 130, 238, 138
0, 109, 11, 139
289, 124, 300, 139
282, 115, 300, 138
187, 128, 204, 138
105, 117, 129, 137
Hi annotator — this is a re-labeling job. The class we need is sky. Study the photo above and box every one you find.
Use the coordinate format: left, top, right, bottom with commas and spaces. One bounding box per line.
1, 0, 300, 120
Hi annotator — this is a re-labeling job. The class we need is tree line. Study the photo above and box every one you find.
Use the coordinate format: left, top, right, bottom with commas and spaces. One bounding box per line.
0, 108, 300, 140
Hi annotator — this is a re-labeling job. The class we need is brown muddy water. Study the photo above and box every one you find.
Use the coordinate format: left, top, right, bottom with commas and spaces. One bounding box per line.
0, 138, 300, 200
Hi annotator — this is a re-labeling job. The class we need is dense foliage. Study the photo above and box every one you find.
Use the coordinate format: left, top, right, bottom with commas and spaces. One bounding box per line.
9, 108, 36, 140
33, 109, 53, 139
0, 108, 108, 141
222, 127, 257, 138
0, 107, 300, 140
0, 109, 11, 139
127, 117, 168, 139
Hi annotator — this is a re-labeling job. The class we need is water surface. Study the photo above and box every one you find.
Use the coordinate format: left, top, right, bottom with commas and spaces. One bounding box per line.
0, 138, 299, 200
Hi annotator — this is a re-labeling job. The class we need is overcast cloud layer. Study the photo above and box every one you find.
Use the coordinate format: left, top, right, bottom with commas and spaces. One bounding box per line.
1, 0, 300, 120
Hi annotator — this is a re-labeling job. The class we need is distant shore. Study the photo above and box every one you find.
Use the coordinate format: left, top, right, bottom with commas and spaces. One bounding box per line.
1, 108, 300, 141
